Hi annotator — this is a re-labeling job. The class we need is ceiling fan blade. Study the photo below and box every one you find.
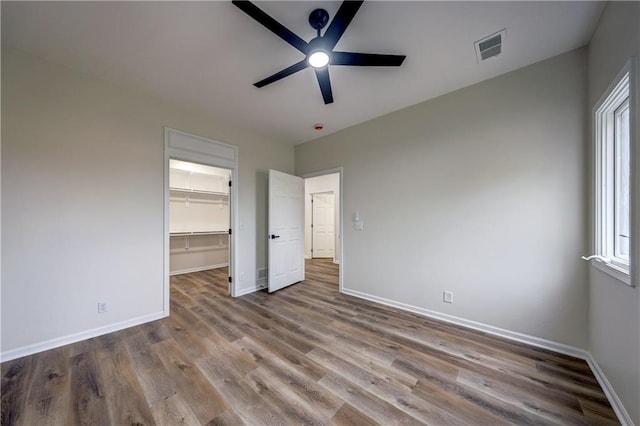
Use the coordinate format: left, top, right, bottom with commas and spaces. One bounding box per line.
254, 60, 309, 88
314, 68, 334, 104
322, 0, 364, 50
331, 51, 406, 66
232, 0, 309, 54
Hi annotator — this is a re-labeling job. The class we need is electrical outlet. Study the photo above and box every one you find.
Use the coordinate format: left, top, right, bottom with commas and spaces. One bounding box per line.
98, 302, 108, 313
443, 291, 453, 304
240, 272, 245, 282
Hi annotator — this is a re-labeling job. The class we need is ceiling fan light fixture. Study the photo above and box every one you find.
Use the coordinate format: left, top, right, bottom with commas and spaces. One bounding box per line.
308, 50, 330, 68
233, 0, 406, 104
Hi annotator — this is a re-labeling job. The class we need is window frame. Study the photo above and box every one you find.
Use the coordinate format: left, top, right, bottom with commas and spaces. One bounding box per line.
592, 58, 638, 287
613, 97, 630, 261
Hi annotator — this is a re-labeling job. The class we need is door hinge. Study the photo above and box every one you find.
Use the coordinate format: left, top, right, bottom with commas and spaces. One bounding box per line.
229, 228, 232, 235
311, 224, 313, 228
228, 276, 232, 283
229, 180, 232, 187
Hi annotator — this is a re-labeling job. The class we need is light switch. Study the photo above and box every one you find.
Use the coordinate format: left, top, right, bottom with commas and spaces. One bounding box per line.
354, 221, 364, 231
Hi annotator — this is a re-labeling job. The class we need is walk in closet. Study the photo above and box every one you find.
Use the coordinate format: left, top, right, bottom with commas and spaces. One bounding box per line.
169, 159, 230, 275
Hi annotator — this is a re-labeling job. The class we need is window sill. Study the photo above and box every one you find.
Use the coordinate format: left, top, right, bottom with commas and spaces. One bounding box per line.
591, 260, 632, 286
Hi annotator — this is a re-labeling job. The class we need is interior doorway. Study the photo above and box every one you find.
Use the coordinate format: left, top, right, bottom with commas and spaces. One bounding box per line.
168, 159, 231, 288
303, 169, 343, 291
164, 128, 238, 316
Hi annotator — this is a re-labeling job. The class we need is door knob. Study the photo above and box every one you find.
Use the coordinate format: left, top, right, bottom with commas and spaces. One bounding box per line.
270, 234, 280, 239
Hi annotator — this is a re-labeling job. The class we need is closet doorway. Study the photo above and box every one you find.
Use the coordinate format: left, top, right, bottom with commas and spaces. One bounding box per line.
164, 128, 238, 316
168, 160, 231, 284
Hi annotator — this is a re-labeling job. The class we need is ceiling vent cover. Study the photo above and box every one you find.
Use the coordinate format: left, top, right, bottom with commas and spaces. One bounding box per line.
474, 29, 506, 63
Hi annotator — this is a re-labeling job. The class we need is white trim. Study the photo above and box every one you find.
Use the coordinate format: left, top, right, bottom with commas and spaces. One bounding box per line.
169, 263, 229, 276
302, 167, 344, 293
164, 127, 240, 305
0, 311, 165, 363
1, 290, 631, 425
584, 354, 635, 426
342, 288, 585, 357
236, 283, 267, 297
592, 258, 631, 285
630, 56, 639, 289
342, 287, 632, 424
592, 59, 636, 287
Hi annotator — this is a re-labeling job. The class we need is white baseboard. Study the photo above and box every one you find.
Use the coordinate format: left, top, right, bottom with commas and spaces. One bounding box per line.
584, 353, 635, 426
169, 263, 228, 276
342, 288, 585, 357
342, 287, 633, 425
2, 282, 632, 424
236, 282, 267, 297
0, 311, 166, 363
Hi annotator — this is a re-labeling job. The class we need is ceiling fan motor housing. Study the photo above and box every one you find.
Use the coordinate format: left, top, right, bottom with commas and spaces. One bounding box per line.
309, 8, 329, 31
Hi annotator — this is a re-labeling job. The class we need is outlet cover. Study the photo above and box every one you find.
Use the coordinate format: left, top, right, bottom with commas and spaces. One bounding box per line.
443, 291, 453, 304
98, 302, 108, 313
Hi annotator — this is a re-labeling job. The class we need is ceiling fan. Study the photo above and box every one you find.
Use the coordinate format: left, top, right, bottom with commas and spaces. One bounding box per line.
232, 0, 406, 104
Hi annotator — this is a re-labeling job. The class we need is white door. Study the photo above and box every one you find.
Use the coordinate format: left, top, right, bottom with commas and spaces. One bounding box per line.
268, 170, 305, 292
312, 192, 335, 258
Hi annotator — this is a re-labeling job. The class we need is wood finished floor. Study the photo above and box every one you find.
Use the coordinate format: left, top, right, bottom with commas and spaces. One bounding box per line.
2, 259, 619, 425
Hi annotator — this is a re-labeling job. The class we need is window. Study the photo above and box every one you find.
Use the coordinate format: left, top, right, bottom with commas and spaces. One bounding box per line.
614, 98, 630, 261
592, 63, 635, 285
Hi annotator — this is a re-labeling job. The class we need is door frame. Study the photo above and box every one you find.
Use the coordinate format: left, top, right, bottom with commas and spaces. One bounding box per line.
302, 167, 344, 293
310, 191, 335, 260
164, 127, 239, 317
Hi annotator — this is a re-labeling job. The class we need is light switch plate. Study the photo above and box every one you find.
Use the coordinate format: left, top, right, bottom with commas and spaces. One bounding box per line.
354, 221, 364, 231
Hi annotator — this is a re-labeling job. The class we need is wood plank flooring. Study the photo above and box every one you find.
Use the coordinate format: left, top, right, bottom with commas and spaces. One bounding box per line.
2, 259, 619, 425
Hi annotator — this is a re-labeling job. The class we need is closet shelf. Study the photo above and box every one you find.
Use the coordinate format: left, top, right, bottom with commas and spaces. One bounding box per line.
170, 231, 229, 236
170, 187, 229, 197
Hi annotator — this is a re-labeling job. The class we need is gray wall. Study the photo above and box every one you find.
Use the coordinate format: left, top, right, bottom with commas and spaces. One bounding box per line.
1, 47, 294, 355
296, 49, 589, 348
587, 2, 640, 424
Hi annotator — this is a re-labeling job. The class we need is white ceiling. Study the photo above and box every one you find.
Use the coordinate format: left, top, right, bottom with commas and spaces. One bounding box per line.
2, 1, 604, 145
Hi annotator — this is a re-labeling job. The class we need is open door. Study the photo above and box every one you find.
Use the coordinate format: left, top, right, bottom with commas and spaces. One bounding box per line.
268, 169, 304, 292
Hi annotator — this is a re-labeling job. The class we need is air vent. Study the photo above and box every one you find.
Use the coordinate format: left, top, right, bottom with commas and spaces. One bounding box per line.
474, 29, 506, 63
